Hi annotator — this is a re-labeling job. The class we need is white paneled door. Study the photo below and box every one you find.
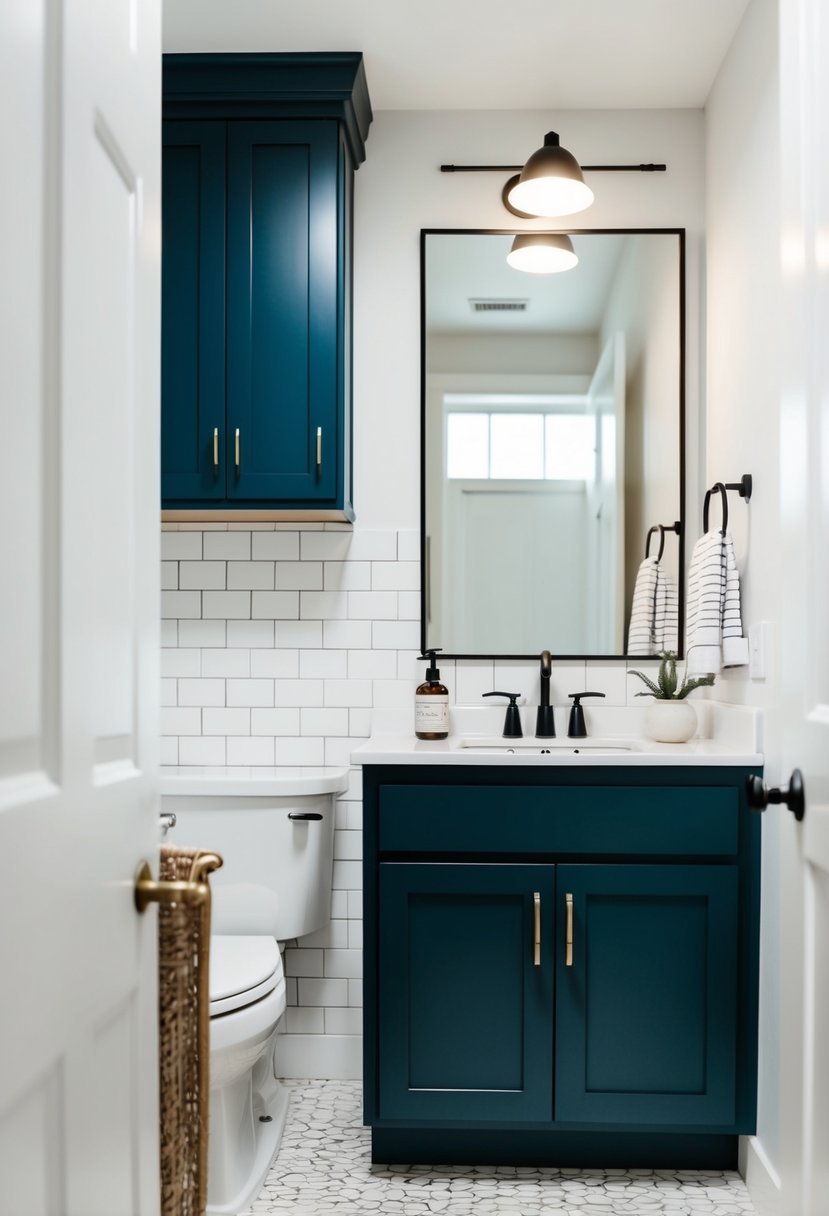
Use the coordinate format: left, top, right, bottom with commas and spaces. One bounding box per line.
776, 0, 829, 1212
0, 0, 161, 1212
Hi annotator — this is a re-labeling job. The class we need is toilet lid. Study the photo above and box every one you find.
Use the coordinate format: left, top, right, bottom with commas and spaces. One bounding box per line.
210, 936, 282, 1016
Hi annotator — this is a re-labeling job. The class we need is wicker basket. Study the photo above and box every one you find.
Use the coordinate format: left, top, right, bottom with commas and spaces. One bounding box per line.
157, 846, 222, 1216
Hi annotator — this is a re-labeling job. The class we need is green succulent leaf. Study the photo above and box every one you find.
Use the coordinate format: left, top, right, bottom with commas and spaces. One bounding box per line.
628, 652, 716, 699
676, 674, 716, 699
627, 669, 663, 697
659, 651, 679, 697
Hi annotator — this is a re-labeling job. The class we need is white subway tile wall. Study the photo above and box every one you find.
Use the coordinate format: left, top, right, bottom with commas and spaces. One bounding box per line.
160, 523, 654, 1078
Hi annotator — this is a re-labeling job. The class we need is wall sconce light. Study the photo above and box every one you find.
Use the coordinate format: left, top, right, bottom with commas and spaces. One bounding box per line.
506, 233, 578, 274
503, 132, 594, 218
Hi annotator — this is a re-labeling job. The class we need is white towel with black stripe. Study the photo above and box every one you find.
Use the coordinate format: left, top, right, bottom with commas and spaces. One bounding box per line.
627, 557, 679, 655
685, 529, 750, 675
655, 565, 679, 653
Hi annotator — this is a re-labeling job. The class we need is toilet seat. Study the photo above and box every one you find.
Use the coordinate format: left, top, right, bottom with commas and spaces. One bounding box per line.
210, 935, 283, 1017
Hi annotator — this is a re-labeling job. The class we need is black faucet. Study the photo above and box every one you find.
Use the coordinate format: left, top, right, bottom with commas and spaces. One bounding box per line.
567, 691, 606, 738
536, 650, 555, 737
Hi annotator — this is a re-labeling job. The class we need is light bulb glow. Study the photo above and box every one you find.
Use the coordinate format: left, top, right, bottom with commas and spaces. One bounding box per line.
506, 234, 578, 275
507, 176, 594, 218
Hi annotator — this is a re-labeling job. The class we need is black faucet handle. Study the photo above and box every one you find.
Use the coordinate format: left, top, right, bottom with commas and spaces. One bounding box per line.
567, 691, 606, 739
483, 691, 524, 739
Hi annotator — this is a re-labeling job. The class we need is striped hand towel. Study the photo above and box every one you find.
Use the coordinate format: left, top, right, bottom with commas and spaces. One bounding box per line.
627, 557, 679, 655
685, 530, 749, 675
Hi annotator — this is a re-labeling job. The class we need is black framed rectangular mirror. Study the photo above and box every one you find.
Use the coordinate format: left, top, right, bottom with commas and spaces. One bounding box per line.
420, 228, 685, 660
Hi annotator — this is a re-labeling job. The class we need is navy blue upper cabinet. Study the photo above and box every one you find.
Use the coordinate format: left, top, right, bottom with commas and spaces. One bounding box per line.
226, 121, 339, 503
161, 122, 226, 500
161, 55, 372, 516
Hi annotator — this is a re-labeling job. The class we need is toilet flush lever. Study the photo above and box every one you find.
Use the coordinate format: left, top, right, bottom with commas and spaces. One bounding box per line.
134, 853, 223, 914
288, 811, 324, 822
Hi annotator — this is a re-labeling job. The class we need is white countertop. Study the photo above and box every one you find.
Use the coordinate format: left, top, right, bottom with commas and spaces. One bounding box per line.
159, 766, 350, 796
351, 703, 763, 768
351, 735, 763, 767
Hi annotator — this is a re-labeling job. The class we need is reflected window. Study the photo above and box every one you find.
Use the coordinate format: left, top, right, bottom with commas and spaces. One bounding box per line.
446, 413, 489, 478
544, 415, 595, 480
490, 414, 544, 479
446, 409, 595, 480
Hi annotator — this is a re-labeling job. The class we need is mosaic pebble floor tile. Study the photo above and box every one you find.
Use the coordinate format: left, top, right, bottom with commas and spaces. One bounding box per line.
239, 1080, 758, 1216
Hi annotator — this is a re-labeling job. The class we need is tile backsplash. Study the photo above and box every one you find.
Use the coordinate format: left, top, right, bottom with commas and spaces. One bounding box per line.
160, 521, 659, 1078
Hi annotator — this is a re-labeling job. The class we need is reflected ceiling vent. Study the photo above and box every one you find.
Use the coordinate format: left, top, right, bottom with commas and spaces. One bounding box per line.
469, 298, 529, 313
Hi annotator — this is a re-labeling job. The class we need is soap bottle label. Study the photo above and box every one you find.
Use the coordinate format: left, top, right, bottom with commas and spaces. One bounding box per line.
415, 695, 449, 730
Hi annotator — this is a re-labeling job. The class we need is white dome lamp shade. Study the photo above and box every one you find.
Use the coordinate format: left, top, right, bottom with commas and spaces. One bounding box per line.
504, 131, 594, 219
507, 233, 578, 275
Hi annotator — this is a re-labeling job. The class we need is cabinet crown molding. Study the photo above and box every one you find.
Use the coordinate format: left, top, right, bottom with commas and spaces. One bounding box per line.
163, 52, 373, 165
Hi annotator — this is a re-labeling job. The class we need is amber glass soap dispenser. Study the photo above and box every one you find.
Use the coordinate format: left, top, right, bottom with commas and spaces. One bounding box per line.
415, 649, 449, 740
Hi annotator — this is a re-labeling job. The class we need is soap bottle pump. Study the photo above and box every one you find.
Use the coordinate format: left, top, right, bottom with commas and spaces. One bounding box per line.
415, 649, 449, 740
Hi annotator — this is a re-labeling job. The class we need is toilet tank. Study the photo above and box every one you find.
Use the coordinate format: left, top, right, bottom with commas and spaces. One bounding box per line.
159, 769, 349, 940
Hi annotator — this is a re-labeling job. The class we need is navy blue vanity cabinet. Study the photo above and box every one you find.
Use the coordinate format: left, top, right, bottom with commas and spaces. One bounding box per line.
161, 55, 371, 516
362, 766, 761, 1169
554, 863, 739, 1127
378, 863, 555, 1123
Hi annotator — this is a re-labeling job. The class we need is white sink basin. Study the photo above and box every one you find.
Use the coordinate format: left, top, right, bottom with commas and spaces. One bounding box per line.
457, 737, 639, 756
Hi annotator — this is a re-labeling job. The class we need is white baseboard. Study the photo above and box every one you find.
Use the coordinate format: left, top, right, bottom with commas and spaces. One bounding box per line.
275, 1033, 362, 1080
739, 1136, 781, 1216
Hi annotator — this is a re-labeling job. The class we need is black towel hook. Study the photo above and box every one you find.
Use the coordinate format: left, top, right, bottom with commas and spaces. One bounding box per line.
703, 482, 729, 534
645, 524, 665, 561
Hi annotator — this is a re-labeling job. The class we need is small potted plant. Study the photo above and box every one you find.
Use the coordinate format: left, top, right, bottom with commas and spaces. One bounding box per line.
628, 651, 715, 743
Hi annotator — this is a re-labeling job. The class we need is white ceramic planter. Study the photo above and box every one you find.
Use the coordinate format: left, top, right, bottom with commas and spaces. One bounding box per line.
645, 699, 697, 743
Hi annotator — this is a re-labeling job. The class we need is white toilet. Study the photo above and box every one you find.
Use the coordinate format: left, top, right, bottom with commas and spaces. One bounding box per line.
159, 767, 349, 1216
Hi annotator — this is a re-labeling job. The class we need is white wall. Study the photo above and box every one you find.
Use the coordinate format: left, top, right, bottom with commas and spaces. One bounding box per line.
600, 235, 683, 613
705, 0, 782, 1195
427, 332, 599, 376
162, 106, 706, 1077
353, 108, 705, 527
598, 232, 680, 603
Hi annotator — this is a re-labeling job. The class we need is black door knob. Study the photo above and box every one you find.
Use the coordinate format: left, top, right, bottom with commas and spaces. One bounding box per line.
746, 770, 806, 822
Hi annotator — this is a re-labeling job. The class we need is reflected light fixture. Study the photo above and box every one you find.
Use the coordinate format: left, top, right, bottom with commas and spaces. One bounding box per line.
504, 131, 594, 218
506, 233, 578, 275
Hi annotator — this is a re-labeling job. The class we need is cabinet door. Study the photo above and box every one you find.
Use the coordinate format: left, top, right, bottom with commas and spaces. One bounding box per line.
555, 864, 738, 1127
226, 121, 340, 503
378, 863, 554, 1123
161, 121, 226, 501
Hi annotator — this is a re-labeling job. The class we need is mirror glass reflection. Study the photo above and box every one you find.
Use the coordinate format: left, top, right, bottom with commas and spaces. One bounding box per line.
422, 229, 684, 657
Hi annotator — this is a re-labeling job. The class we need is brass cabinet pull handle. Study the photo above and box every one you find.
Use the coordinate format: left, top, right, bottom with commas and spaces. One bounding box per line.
316, 426, 322, 469
213, 427, 219, 468
565, 892, 574, 967
533, 891, 541, 966
134, 855, 223, 913
235, 428, 240, 470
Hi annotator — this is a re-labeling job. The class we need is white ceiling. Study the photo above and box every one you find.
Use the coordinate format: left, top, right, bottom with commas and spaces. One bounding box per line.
163, 0, 751, 111
426, 233, 627, 334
